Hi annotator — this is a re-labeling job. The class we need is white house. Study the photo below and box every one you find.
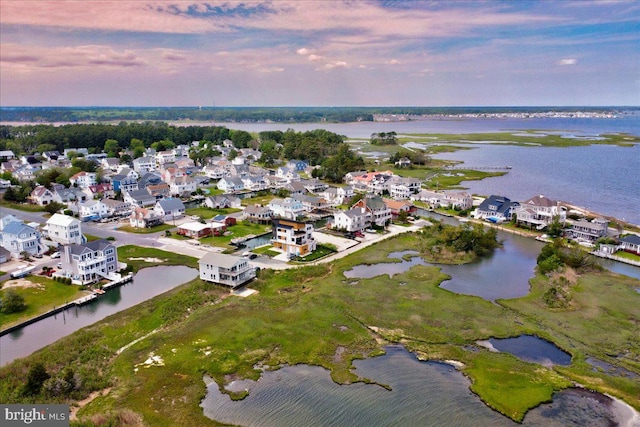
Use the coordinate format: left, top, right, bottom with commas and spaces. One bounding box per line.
217, 176, 245, 193
45, 213, 84, 245
268, 197, 306, 220
156, 150, 176, 166
30, 186, 56, 206
154, 198, 185, 221
352, 196, 392, 228
514, 195, 567, 230
169, 176, 197, 196
198, 253, 256, 288
69, 171, 97, 189
132, 156, 157, 173
61, 239, 119, 284
0, 220, 44, 258
78, 200, 110, 221
332, 207, 370, 232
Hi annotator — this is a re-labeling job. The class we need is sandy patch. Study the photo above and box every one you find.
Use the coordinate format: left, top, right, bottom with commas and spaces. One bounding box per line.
233, 288, 258, 298
2, 279, 44, 290
69, 388, 111, 420
129, 257, 166, 263
134, 352, 165, 371
476, 340, 499, 352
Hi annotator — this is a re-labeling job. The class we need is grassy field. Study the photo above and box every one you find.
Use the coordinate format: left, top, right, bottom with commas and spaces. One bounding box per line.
117, 223, 174, 234
0, 275, 91, 330
0, 232, 638, 426
184, 207, 241, 219
169, 221, 271, 250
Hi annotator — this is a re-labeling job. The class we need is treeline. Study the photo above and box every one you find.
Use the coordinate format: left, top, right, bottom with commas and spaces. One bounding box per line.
0, 107, 374, 124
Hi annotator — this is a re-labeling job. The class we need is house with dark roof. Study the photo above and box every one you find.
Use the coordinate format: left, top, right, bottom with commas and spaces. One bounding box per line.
352, 195, 392, 227
123, 189, 156, 208
61, 239, 118, 284
198, 253, 256, 288
474, 195, 518, 223
568, 217, 609, 243
618, 234, 640, 255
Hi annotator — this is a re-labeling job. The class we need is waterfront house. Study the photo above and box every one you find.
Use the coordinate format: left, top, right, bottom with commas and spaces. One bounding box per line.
268, 197, 306, 220
123, 189, 156, 208
514, 195, 567, 230
45, 213, 84, 245
203, 195, 241, 209
101, 198, 132, 218
169, 175, 197, 197
61, 239, 118, 284
271, 218, 317, 257
331, 207, 370, 233
352, 195, 392, 228
198, 253, 256, 289
154, 198, 185, 222
217, 176, 245, 193
242, 204, 273, 224
78, 200, 110, 221
146, 183, 171, 200
474, 195, 518, 223
69, 171, 97, 189
383, 198, 415, 219
129, 207, 163, 228
618, 234, 640, 255
568, 218, 609, 243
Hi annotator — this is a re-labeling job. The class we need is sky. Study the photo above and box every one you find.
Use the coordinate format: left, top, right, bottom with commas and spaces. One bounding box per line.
1, 0, 639, 107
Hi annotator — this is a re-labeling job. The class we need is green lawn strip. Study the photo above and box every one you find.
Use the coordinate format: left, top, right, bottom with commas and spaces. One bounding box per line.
241, 194, 276, 207
251, 246, 279, 257
0, 276, 91, 330
613, 251, 640, 262
116, 223, 174, 234
83, 233, 103, 242
185, 207, 242, 220
117, 245, 199, 271
403, 132, 640, 147
0, 201, 46, 212
423, 168, 506, 190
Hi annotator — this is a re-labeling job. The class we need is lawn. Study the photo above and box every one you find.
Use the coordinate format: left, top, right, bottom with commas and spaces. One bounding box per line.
185, 207, 241, 220
614, 250, 640, 262
170, 221, 272, 250
0, 275, 91, 330
117, 223, 174, 234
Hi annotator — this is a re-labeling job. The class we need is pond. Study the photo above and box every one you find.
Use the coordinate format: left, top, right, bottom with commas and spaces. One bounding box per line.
483, 335, 572, 367
343, 231, 543, 301
201, 345, 635, 427
0, 265, 198, 366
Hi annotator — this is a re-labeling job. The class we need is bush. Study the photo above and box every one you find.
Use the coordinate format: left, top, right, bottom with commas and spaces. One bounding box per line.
0, 289, 26, 314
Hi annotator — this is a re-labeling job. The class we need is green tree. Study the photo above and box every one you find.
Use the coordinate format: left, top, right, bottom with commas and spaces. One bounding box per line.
22, 363, 50, 396
104, 139, 120, 157
0, 289, 26, 314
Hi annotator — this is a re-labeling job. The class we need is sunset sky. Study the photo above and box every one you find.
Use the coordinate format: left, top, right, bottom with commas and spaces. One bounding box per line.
1, 0, 638, 106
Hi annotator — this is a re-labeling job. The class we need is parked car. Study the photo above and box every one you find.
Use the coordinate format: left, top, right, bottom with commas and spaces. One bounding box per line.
33, 253, 43, 258
50, 251, 61, 258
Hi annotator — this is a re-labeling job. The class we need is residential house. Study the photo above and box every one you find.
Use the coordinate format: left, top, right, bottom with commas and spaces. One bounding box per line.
441, 191, 473, 211
132, 156, 157, 173
137, 171, 163, 188
161, 166, 186, 183
146, 183, 171, 200
395, 157, 411, 168
63, 148, 89, 158
156, 150, 176, 166
0, 150, 16, 161
203, 195, 241, 209
30, 186, 56, 206
154, 198, 185, 222
271, 218, 317, 257
569, 218, 609, 243
123, 189, 157, 208
352, 195, 392, 228
368, 173, 394, 195
280, 181, 307, 197
217, 176, 245, 193
111, 168, 139, 192
169, 175, 196, 197
276, 166, 301, 182
61, 239, 118, 284
84, 183, 115, 200
474, 195, 518, 223
389, 176, 422, 199
241, 175, 268, 191
286, 159, 309, 171
240, 148, 262, 162
332, 207, 369, 232
52, 186, 88, 205
78, 200, 110, 221
302, 178, 329, 194
129, 207, 163, 228
69, 171, 97, 189
227, 164, 250, 178
101, 158, 120, 172
618, 234, 640, 255
45, 213, 84, 245
203, 164, 226, 180
41, 151, 61, 161
383, 198, 416, 219
198, 253, 256, 289
268, 197, 306, 220
177, 222, 212, 239
292, 194, 329, 213
0, 220, 44, 258
344, 170, 368, 184
174, 157, 195, 169
101, 198, 132, 217
242, 204, 273, 224
514, 195, 567, 230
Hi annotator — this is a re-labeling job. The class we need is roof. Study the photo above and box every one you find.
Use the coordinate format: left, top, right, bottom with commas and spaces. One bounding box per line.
2, 221, 36, 235
178, 222, 209, 232
619, 234, 640, 245
523, 195, 557, 207
68, 239, 113, 255
157, 198, 185, 210
199, 253, 244, 269
47, 213, 78, 227
477, 195, 515, 215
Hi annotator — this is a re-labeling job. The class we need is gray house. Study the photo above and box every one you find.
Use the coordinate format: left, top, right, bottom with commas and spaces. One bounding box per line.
61, 239, 119, 284
154, 198, 185, 221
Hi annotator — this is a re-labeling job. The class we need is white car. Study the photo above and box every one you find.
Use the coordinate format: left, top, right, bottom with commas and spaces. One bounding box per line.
50, 251, 61, 258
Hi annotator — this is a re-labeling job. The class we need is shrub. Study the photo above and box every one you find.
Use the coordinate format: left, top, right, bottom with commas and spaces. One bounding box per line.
0, 289, 26, 314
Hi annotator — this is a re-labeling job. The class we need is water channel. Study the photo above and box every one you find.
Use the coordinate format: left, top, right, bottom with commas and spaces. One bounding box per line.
201, 345, 637, 427
0, 265, 198, 366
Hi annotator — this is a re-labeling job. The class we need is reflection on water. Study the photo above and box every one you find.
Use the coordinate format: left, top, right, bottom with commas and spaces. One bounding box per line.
201, 346, 635, 427
488, 335, 572, 366
343, 250, 426, 279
